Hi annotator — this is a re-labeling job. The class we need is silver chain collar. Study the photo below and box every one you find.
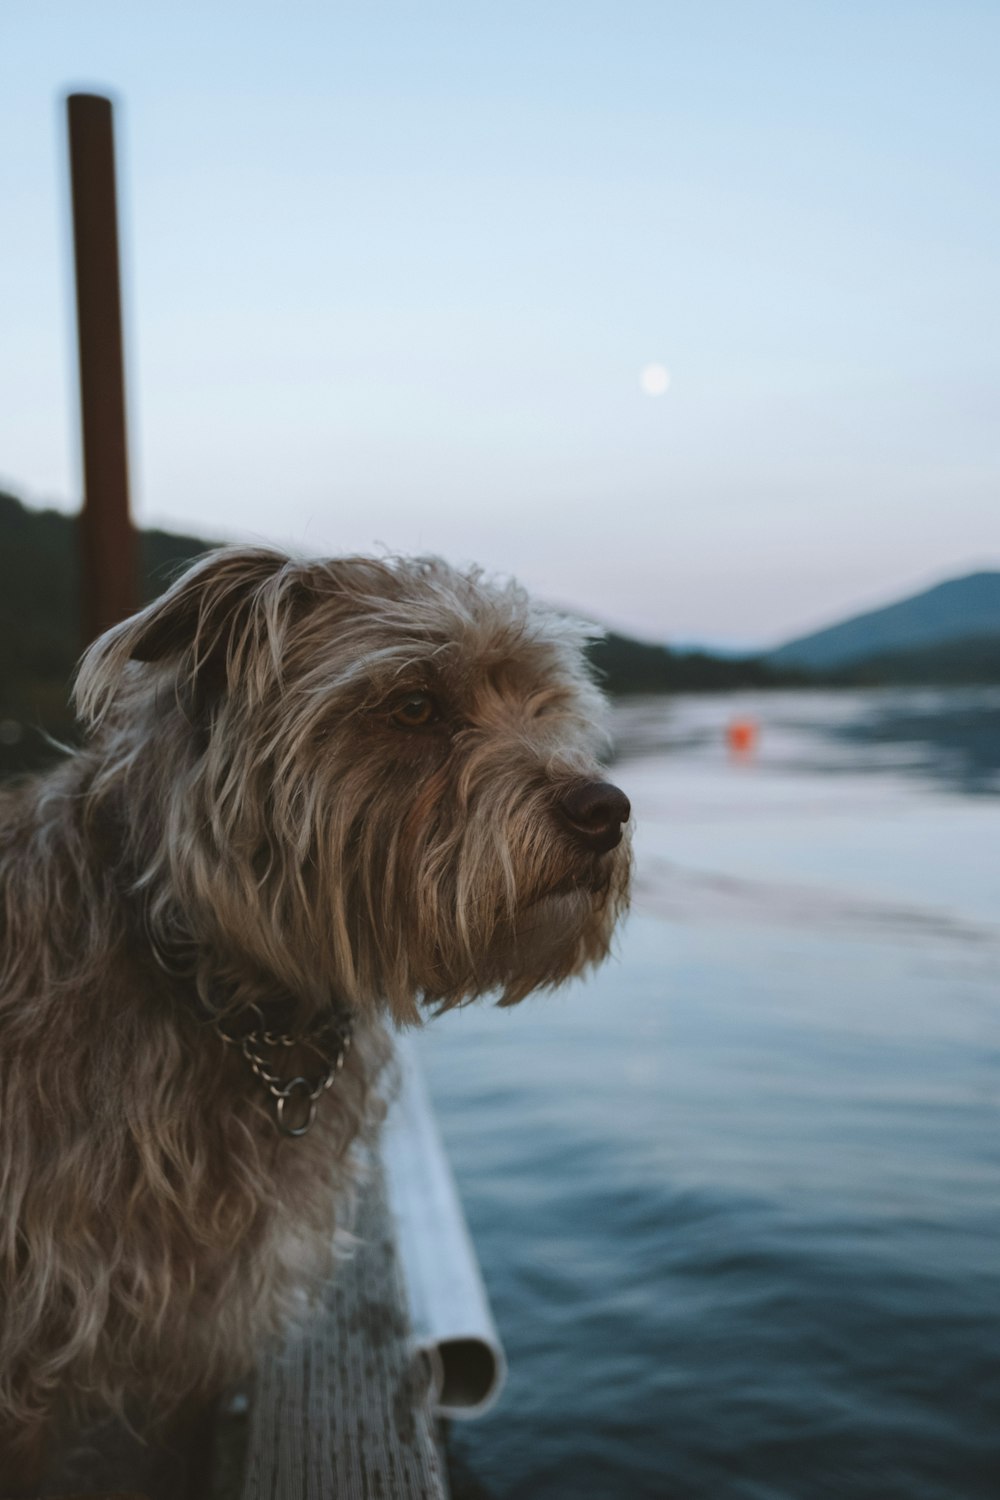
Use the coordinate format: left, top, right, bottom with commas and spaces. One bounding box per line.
214, 1004, 354, 1138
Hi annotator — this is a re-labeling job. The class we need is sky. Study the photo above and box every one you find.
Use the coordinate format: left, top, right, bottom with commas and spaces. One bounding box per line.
2, 1, 998, 648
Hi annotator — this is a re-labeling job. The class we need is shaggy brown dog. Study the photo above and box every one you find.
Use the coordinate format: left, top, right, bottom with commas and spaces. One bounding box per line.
0, 547, 630, 1475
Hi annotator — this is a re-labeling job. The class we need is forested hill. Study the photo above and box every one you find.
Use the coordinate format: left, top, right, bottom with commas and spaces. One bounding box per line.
0, 490, 210, 769
586, 631, 792, 694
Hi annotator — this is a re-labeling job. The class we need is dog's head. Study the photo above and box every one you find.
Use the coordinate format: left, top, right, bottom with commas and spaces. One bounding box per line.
76, 548, 631, 1021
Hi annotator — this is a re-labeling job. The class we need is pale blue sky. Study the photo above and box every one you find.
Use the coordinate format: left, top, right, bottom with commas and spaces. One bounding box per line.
2, 1, 998, 645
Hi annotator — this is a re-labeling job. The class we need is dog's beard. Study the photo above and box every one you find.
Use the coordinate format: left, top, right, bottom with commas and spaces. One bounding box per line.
493, 888, 619, 1005
411, 841, 631, 1012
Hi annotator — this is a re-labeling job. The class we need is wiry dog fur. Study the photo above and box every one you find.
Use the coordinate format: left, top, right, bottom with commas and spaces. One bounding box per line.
0, 547, 630, 1463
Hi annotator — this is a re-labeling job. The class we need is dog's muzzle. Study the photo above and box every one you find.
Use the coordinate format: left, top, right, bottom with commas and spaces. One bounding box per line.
558, 779, 631, 854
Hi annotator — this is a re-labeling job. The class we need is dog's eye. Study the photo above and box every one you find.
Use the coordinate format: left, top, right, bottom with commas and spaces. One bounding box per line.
389, 692, 439, 729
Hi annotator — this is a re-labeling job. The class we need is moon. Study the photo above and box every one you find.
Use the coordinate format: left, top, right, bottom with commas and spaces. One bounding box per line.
639, 363, 670, 397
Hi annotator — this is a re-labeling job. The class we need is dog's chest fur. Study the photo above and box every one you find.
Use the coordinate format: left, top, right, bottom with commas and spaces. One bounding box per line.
0, 759, 387, 1430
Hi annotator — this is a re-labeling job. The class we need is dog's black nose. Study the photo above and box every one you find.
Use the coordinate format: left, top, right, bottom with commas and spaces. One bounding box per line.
559, 780, 631, 853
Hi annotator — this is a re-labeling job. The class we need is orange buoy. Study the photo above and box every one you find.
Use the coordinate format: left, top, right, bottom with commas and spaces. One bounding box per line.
726, 717, 759, 756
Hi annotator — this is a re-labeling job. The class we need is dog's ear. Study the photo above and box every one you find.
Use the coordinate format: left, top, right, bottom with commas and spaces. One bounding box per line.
125, 548, 290, 666
75, 548, 306, 727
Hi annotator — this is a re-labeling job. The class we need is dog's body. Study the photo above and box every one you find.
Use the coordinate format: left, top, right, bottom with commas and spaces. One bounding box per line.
0, 548, 630, 1467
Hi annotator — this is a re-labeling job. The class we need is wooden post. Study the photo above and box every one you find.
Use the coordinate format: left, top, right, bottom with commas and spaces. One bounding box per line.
66, 92, 138, 645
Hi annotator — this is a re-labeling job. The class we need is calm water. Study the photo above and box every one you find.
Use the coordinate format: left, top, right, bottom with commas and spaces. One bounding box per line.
415, 689, 1000, 1500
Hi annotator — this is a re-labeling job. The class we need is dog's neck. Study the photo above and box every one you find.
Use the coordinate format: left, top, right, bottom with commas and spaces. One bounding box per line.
91, 781, 353, 1036
145, 916, 354, 1035
140, 919, 357, 1138
85, 755, 363, 1138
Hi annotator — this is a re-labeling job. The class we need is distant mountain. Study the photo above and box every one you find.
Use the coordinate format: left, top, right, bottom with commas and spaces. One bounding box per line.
832, 633, 1000, 686
767, 572, 1000, 672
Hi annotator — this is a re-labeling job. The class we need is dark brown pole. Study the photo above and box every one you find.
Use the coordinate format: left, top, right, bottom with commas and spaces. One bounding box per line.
66, 92, 138, 645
